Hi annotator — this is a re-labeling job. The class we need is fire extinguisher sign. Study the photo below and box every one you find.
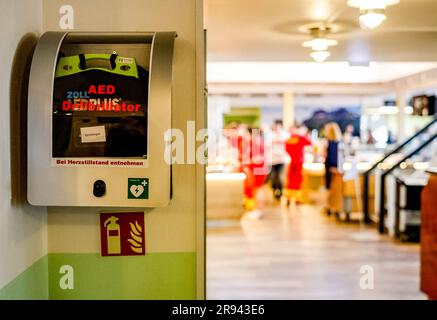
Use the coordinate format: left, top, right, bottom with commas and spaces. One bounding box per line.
100, 212, 146, 256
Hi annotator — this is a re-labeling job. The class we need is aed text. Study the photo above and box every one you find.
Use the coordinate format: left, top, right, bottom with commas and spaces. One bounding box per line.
66, 85, 116, 99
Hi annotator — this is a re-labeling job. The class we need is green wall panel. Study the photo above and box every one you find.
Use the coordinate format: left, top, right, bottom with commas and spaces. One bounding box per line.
48, 252, 196, 300
1, 252, 196, 300
0, 256, 49, 300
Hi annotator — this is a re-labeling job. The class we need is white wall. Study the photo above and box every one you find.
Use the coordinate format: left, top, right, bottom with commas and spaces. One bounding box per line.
42, 0, 205, 298
0, 0, 47, 289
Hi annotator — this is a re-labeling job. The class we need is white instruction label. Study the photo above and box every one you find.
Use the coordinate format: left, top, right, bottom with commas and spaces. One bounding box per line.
117, 57, 134, 64
80, 126, 106, 143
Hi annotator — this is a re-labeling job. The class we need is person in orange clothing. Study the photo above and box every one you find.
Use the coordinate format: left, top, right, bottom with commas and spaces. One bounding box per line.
284, 124, 312, 206
238, 127, 268, 211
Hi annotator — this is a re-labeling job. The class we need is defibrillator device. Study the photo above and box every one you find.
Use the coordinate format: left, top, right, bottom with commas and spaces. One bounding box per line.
27, 32, 175, 207
53, 53, 148, 158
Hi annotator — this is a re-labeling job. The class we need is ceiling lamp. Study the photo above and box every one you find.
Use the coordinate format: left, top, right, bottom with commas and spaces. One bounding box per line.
303, 38, 338, 52
302, 27, 338, 63
310, 51, 331, 63
347, 0, 400, 29
360, 10, 386, 29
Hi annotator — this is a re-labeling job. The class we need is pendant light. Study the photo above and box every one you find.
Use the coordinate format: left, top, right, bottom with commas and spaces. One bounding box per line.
302, 27, 338, 63
347, 0, 400, 29
310, 51, 331, 63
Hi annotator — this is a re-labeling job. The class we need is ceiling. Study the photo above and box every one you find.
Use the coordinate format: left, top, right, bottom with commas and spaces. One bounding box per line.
207, 61, 437, 83
205, 0, 437, 62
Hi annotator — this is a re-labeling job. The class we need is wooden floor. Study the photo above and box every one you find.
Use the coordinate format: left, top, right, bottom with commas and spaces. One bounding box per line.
207, 202, 426, 300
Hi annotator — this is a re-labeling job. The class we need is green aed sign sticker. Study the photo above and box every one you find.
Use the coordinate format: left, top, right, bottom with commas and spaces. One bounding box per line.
128, 178, 149, 199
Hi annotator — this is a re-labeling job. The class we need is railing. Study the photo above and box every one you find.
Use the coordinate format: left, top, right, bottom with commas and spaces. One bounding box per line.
378, 133, 437, 233
362, 116, 437, 224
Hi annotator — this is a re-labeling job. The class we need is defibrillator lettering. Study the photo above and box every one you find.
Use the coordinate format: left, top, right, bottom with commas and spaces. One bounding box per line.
88, 84, 115, 95
62, 99, 141, 112
66, 91, 90, 99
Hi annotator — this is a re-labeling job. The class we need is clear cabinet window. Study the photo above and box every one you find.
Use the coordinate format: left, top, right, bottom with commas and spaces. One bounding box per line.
52, 53, 148, 158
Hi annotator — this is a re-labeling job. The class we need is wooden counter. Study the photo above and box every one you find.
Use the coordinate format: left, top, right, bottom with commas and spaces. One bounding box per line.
207, 172, 246, 220
421, 168, 437, 300
328, 171, 375, 217
301, 163, 325, 203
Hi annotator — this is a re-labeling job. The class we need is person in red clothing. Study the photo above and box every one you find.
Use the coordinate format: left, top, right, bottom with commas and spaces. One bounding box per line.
285, 124, 312, 206
238, 127, 268, 211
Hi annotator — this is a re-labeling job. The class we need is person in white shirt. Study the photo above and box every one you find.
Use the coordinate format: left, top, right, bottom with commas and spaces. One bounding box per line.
267, 120, 290, 201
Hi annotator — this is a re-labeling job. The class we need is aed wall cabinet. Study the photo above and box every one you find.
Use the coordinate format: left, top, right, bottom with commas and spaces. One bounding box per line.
27, 32, 175, 207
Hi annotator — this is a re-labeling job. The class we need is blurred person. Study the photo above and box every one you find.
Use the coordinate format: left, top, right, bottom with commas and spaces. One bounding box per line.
224, 122, 239, 146
343, 123, 355, 156
260, 123, 272, 171
343, 124, 354, 145
387, 129, 396, 144
238, 127, 268, 211
267, 119, 290, 202
366, 128, 376, 145
324, 122, 344, 190
284, 123, 312, 206
218, 122, 240, 170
